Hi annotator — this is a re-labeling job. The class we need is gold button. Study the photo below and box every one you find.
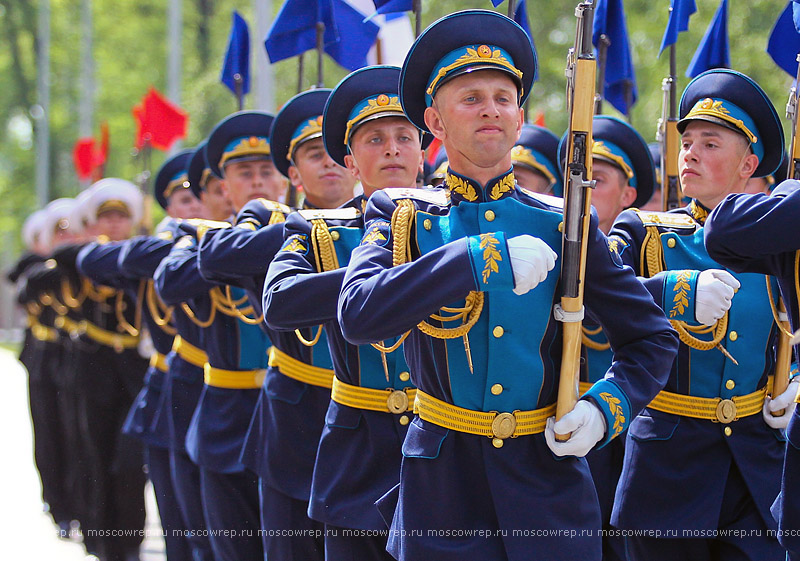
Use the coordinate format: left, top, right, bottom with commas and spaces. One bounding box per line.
330, 230, 340, 241
492, 438, 504, 448
724, 427, 732, 437
399, 371, 410, 382
729, 331, 738, 341
491, 383, 503, 395
484, 210, 496, 222
492, 325, 504, 338
399, 415, 409, 426
725, 379, 735, 390
423, 219, 432, 231
558, 221, 564, 232
667, 238, 676, 248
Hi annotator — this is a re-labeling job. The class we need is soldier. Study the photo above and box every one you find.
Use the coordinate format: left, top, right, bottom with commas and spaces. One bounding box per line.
78, 150, 207, 561
66, 179, 149, 561
608, 69, 792, 560
264, 65, 426, 561
155, 111, 286, 561
337, 10, 677, 561
199, 89, 354, 561
511, 124, 562, 195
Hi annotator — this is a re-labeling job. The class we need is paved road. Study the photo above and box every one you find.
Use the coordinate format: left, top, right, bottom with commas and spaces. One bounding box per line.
0, 348, 165, 560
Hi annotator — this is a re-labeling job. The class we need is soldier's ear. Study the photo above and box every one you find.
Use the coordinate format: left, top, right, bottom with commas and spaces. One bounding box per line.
740, 153, 759, 179
287, 166, 303, 188
424, 106, 446, 141
343, 154, 361, 182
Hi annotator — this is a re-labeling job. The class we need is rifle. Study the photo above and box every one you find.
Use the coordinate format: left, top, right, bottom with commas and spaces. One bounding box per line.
770, 53, 800, 415
657, 46, 681, 211
555, 1, 597, 441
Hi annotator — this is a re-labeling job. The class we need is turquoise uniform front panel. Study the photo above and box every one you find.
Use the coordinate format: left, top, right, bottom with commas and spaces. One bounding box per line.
232, 286, 270, 369
415, 196, 563, 411
331, 225, 411, 389
661, 229, 774, 398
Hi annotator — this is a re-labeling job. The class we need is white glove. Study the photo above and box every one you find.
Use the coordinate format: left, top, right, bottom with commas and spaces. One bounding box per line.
544, 400, 607, 457
695, 269, 740, 326
763, 380, 799, 430
507, 234, 558, 296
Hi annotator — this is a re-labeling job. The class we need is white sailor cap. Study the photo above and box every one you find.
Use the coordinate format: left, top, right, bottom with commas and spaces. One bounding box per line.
86, 178, 143, 226
22, 209, 51, 251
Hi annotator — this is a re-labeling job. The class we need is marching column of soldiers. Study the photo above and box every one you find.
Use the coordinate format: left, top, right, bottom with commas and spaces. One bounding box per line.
10, 7, 800, 561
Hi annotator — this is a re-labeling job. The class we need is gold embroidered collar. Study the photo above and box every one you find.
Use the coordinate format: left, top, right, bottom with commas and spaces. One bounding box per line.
443, 169, 516, 203
690, 200, 709, 225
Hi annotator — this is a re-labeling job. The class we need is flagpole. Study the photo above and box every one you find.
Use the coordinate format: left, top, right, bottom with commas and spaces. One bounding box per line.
507, 0, 516, 18
78, 0, 94, 190
593, 33, 610, 115
623, 80, 633, 125
297, 54, 305, 93
167, 0, 182, 153
413, 0, 422, 37
234, 74, 244, 110
35, 0, 51, 206
316, 21, 325, 87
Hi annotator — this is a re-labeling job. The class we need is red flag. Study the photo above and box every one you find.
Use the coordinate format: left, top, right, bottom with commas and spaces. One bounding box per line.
534, 111, 546, 127
73, 138, 96, 180
133, 87, 188, 151
425, 137, 443, 165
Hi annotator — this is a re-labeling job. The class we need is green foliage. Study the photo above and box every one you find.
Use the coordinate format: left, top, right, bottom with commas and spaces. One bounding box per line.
0, 0, 794, 262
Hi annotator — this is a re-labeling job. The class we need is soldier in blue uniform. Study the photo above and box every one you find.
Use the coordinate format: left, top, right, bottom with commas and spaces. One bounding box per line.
510, 123, 562, 195
264, 65, 427, 561
704, 163, 800, 561
154, 111, 290, 561
608, 68, 793, 560
187, 140, 234, 222
199, 89, 355, 561
337, 10, 677, 561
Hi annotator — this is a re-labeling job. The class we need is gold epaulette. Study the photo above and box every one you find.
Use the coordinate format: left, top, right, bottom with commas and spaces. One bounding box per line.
157, 230, 174, 241
183, 218, 232, 240
518, 187, 565, 210
297, 207, 362, 221
255, 198, 292, 214
384, 187, 450, 206
634, 210, 697, 229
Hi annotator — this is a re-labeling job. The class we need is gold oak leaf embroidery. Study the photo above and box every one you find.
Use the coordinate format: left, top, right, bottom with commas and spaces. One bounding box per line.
445, 174, 478, 202
479, 233, 502, 284
282, 236, 307, 253
599, 391, 626, 437
670, 269, 692, 318
490, 173, 514, 200
362, 226, 387, 245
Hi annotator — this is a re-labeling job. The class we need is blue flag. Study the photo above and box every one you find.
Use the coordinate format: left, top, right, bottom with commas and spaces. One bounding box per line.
659, 0, 697, 55
490, 0, 504, 6
592, 0, 637, 115
793, 0, 800, 33
768, 1, 800, 77
686, 0, 729, 78
265, 0, 380, 72
221, 11, 250, 96
368, 0, 413, 19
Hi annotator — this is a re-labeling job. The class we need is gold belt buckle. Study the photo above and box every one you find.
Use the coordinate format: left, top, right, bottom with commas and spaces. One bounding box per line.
715, 399, 737, 424
491, 412, 517, 439
387, 390, 410, 414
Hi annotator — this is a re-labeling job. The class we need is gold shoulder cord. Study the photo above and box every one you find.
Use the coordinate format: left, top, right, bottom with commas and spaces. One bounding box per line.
44, 292, 69, 315
115, 280, 146, 337
208, 286, 264, 325
84, 278, 116, 302
582, 325, 610, 351
642, 226, 731, 358
145, 281, 176, 335
371, 199, 485, 374
61, 277, 86, 308
268, 210, 287, 226
181, 296, 217, 328
293, 219, 338, 347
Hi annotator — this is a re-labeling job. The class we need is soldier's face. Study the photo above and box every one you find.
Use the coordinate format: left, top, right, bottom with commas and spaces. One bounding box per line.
200, 177, 234, 221
591, 160, 637, 234
512, 165, 552, 194
424, 71, 523, 172
166, 188, 204, 220
96, 209, 133, 241
222, 159, 286, 211
344, 117, 424, 197
679, 121, 759, 209
289, 137, 355, 209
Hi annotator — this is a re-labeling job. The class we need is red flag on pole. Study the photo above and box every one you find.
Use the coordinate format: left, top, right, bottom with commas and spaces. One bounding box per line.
73, 121, 111, 181
534, 111, 546, 127
133, 87, 188, 151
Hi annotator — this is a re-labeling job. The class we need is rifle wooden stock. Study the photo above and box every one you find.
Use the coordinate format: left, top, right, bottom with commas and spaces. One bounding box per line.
773, 55, 800, 415
556, 1, 596, 441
